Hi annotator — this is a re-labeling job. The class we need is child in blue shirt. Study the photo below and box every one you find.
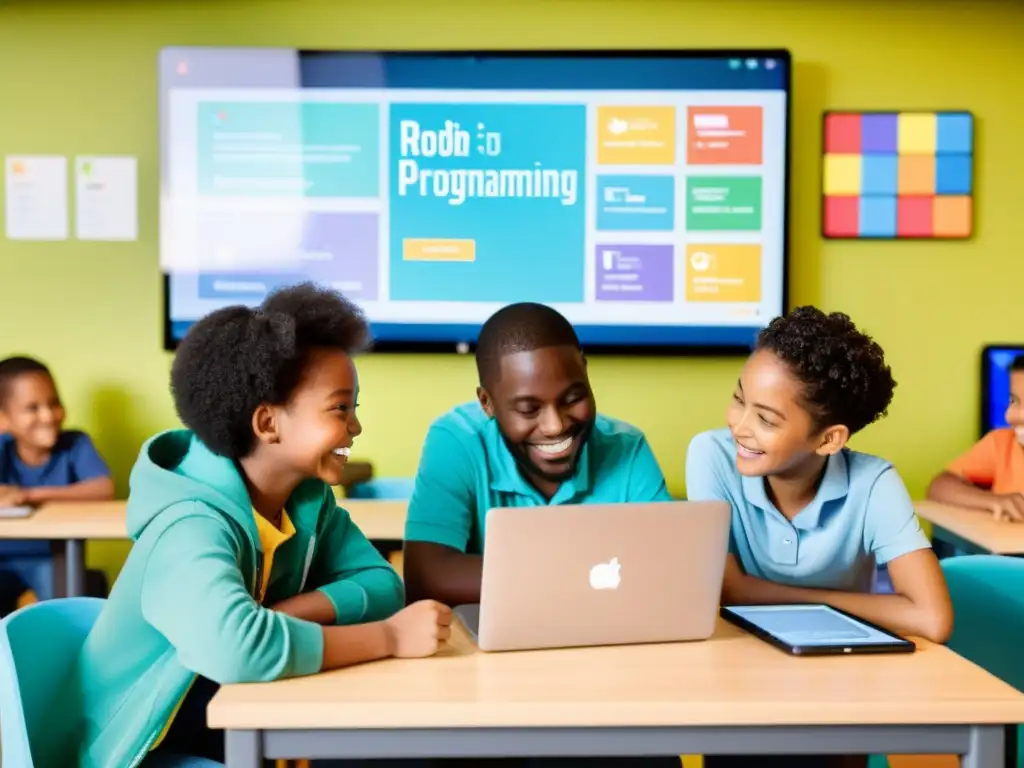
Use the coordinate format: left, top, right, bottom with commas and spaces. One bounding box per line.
686, 306, 953, 768
68, 283, 450, 768
0, 356, 114, 602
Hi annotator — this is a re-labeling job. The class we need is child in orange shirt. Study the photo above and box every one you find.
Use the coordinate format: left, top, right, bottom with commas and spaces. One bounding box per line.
927, 355, 1024, 520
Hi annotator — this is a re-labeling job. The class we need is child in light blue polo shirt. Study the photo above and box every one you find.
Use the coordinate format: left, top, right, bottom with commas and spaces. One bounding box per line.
687, 307, 953, 768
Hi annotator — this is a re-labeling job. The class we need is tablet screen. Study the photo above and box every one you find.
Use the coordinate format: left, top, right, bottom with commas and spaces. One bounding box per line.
725, 604, 906, 648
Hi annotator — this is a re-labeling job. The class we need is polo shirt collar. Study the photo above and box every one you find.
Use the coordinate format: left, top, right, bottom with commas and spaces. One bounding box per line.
483, 416, 593, 499
741, 449, 850, 530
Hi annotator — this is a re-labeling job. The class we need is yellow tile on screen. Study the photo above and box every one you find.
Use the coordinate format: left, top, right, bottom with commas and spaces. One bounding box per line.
402, 238, 476, 262
823, 154, 861, 195
685, 244, 762, 303
596, 106, 676, 165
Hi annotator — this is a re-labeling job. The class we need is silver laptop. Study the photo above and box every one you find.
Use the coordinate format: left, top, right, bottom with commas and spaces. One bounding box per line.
455, 500, 731, 652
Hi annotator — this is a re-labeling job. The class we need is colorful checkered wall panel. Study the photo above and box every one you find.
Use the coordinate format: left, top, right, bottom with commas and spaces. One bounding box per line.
822, 111, 973, 239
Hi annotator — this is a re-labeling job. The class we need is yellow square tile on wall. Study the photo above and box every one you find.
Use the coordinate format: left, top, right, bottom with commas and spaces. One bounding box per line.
823, 153, 862, 195
898, 112, 938, 154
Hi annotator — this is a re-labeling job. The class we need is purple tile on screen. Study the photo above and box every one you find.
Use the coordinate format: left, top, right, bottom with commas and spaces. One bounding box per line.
300, 212, 380, 300
861, 113, 898, 153
194, 210, 381, 301
595, 244, 674, 302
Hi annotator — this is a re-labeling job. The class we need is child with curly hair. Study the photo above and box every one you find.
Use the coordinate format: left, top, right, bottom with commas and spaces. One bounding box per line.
67, 282, 451, 768
686, 306, 953, 768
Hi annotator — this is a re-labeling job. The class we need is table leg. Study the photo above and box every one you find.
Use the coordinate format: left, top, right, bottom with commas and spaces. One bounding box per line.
65, 539, 85, 597
51, 540, 67, 598
226, 729, 263, 768
962, 725, 1004, 768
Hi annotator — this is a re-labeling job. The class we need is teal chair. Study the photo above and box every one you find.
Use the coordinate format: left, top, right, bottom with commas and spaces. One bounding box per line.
867, 555, 1024, 768
0, 597, 221, 767
942, 555, 1024, 767
347, 477, 415, 500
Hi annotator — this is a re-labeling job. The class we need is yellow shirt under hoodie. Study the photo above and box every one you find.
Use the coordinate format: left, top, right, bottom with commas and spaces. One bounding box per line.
151, 508, 296, 750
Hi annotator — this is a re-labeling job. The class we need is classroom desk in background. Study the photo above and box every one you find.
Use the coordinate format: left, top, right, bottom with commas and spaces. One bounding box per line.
0, 499, 409, 597
209, 617, 1024, 768
915, 501, 1024, 558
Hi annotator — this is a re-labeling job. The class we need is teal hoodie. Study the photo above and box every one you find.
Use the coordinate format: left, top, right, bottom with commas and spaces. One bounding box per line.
61, 430, 405, 768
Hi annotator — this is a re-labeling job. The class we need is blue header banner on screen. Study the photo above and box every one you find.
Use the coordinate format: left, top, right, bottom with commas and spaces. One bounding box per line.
159, 48, 791, 352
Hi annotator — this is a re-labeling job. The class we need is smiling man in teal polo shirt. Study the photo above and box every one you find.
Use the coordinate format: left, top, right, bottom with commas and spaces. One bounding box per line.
403, 302, 671, 607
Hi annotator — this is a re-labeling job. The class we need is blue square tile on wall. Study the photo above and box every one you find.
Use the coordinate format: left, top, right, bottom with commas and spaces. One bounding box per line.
858, 195, 897, 238
936, 112, 973, 154
936, 154, 973, 195
860, 154, 898, 195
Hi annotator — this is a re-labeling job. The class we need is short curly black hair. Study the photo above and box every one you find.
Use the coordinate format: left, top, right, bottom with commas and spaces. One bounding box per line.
755, 305, 896, 436
475, 302, 581, 388
1012, 355, 1024, 373
170, 282, 370, 459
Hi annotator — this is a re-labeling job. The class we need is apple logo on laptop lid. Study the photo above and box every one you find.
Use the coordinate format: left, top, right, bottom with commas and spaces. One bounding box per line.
589, 557, 621, 590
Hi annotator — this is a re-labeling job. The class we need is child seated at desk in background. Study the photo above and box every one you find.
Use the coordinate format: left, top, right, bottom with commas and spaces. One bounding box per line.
926, 354, 1024, 520
686, 307, 953, 768
0, 355, 114, 605
67, 283, 450, 768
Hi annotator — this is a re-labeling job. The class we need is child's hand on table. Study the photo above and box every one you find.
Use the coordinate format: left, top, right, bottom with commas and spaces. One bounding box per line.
384, 599, 453, 658
0, 485, 26, 507
989, 492, 1024, 522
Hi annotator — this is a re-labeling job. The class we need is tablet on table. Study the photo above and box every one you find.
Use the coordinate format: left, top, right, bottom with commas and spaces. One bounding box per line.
721, 603, 916, 656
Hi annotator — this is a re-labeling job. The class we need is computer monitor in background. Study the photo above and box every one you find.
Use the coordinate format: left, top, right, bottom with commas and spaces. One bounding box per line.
981, 344, 1024, 437
158, 47, 792, 353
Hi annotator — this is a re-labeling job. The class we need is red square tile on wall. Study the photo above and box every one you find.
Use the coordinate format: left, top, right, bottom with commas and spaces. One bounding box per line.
897, 196, 934, 237
824, 113, 862, 153
823, 195, 859, 237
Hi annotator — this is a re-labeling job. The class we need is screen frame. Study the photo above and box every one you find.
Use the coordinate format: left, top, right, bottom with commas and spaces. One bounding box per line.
980, 343, 1024, 438
720, 603, 916, 656
160, 47, 793, 355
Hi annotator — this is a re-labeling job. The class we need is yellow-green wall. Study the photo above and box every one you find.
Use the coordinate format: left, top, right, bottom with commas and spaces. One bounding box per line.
0, 0, 1020, 580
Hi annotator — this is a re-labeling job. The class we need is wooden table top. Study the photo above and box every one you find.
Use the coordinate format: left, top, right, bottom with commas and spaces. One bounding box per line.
0, 499, 407, 541
915, 500, 1024, 554
208, 617, 1024, 730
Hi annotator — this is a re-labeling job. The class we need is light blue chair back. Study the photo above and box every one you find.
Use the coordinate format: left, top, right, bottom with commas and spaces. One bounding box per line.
347, 476, 415, 500
0, 596, 104, 767
0, 597, 223, 767
867, 555, 1024, 768
943, 554, 1024, 767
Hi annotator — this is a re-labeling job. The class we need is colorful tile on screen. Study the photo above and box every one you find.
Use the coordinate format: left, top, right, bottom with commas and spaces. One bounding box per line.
822, 110, 973, 239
